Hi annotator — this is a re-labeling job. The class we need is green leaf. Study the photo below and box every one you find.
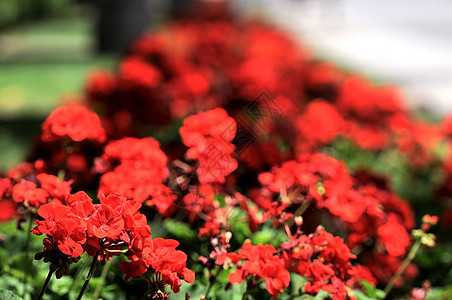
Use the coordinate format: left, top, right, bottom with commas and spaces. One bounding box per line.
215, 267, 231, 284
311, 290, 332, 299
353, 290, 378, 300
288, 273, 305, 296
228, 208, 252, 245
163, 219, 197, 241
359, 280, 385, 299
214, 194, 226, 207
427, 285, 452, 300
250, 226, 286, 248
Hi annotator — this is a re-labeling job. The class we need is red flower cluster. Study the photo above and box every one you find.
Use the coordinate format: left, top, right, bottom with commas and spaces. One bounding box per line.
281, 228, 365, 300
296, 99, 345, 152
180, 108, 237, 184
99, 137, 176, 216
41, 104, 106, 143
256, 152, 418, 285
12, 180, 49, 208
10, 173, 72, 208
0, 178, 16, 222
121, 238, 195, 292
32, 191, 194, 289
32, 192, 145, 258
258, 153, 364, 223
345, 184, 416, 284
228, 242, 290, 298
3, 17, 452, 299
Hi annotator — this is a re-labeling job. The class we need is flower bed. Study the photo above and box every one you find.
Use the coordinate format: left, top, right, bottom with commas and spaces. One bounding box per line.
1, 19, 452, 299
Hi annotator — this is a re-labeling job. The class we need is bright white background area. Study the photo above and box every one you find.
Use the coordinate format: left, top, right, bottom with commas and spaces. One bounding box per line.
238, 0, 452, 115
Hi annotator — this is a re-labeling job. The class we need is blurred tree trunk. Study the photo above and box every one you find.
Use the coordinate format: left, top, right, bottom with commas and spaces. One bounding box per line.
95, 0, 150, 54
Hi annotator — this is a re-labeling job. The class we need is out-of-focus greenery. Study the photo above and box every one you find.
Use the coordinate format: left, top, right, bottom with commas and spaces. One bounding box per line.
0, 59, 115, 118
0, 219, 133, 300
0, 17, 93, 61
0, 60, 116, 172
0, 15, 117, 172
0, 0, 75, 28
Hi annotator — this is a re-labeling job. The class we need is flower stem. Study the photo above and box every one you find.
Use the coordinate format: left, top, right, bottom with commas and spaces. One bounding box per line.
92, 258, 112, 300
69, 255, 90, 293
287, 201, 310, 227
383, 238, 422, 298
22, 213, 33, 297
205, 267, 220, 299
38, 269, 54, 300
77, 252, 99, 300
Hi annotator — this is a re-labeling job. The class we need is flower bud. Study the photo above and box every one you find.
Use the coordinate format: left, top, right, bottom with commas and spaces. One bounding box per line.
295, 216, 303, 227
225, 231, 232, 243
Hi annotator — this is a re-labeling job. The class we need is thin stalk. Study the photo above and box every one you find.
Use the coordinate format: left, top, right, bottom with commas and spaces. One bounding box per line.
205, 267, 221, 299
77, 252, 99, 300
287, 201, 310, 227
92, 258, 112, 300
242, 277, 254, 300
383, 238, 422, 298
37, 269, 54, 300
69, 256, 90, 293
22, 214, 33, 297
242, 287, 249, 300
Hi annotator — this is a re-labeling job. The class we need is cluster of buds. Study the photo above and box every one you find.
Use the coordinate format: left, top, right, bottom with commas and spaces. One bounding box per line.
34, 237, 81, 279
412, 214, 439, 247
198, 231, 233, 270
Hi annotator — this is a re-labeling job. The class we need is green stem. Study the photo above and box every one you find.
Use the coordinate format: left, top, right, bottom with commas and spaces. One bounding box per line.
205, 267, 221, 299
383, 238, 422, 298
22, 213, 33, 297
287, 201, 310, 227
37, 268, 54, 300
242, 289, 249, 300
77, 252, 99, 300
69, 256, 90, 293
242, 277, 254, 300
92, 258, 112, 300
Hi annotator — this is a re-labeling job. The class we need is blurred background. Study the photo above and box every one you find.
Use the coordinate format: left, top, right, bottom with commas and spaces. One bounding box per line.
1, 0, 452, 170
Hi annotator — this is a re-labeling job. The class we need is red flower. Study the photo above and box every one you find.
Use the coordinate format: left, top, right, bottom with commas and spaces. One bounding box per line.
32, 203, 72, 236
41, 104, 106, 143
102, 137, 168, 173
119, 56, 162, 89
180, 108, 237, 183
296, 99, 345, 152
228, 242, 290, 298
33, 203, 86, 257
146, 238, 195, 292
0, 198, 16, 222
85, 69, 116, 101
99, 138, 174, 214
258, 154, 368, 223
377, 213, 411, 257
119, 260, 148, 281
122, 237, 195, 293
52, 217, 87, 257
88, 205, 124, 240
281, 229, 357, 300
37, 173, 72, 204
12, 180, 49, 207
0, 178, 11, 199
180, 108, 236, 148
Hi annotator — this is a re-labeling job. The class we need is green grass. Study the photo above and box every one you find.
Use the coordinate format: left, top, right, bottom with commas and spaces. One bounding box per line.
0, 59, 117, 118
